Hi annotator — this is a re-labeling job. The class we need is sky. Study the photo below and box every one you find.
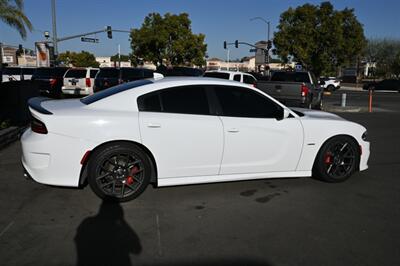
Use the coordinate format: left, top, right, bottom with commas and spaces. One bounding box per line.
1, 0, 400, 60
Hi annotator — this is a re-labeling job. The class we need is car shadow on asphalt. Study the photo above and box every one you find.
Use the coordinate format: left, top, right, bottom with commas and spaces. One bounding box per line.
74, 201, 142, 266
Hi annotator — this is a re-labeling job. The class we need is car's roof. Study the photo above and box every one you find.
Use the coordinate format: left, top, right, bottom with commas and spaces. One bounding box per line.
149, 76, 249, 86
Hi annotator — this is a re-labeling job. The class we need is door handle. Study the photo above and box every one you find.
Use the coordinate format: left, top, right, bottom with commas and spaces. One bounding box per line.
147, 123, 161, 128
227, 128, 239, 133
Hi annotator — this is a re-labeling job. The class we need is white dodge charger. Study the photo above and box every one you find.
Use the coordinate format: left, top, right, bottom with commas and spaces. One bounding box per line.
21, 77, 370, 201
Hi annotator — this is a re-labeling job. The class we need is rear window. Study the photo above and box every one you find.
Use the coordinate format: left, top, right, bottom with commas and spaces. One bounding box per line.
203, 72, 230, 80
33, 68, 53, 78
3, 68, 21, 75
65, 69, 86, 78
97, 68, 119, 78
271, 72, 310, 83
54, 68, 69, 77
22, 68, 35, 75
81, 79, 153, 105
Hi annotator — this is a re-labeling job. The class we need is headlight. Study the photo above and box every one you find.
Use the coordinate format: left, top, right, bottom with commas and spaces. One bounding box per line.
362, 131, 368, 141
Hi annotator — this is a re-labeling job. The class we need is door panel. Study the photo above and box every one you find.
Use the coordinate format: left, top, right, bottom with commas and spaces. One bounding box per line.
139, 112, 224, 178
219, 116, 303, 174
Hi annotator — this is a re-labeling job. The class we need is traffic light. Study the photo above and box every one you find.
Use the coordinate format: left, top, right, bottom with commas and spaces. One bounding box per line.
267, 40, 272, 50
235, 40, 239, 48
106, 26, 112, 39
223, 41, 227, 49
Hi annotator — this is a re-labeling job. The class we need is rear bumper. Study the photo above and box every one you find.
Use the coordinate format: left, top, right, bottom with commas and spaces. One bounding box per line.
62, 86, 91, 95
21, 129, 93, 187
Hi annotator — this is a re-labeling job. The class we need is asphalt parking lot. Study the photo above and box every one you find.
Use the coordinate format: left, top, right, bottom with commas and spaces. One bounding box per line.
0, 91, 399, 266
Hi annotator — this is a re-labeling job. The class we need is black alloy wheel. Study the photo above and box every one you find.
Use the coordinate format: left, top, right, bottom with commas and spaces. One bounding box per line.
88, 143, 152, 201
313, 136, 359, 182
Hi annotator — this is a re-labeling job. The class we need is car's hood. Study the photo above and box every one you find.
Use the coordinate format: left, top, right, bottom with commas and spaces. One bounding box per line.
291, 107, 345, 121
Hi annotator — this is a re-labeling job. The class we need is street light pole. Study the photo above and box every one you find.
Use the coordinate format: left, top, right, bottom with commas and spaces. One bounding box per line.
51, 0, 58, 57
250, 17, 271, 71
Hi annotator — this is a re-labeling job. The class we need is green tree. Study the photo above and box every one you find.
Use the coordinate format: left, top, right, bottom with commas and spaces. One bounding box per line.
0, 0, 32, 39
130, 13, 207, 67
110, 54, 131, 63
273, 2, 366, 77
58, 50, 99, 67
365, 38, 400, 78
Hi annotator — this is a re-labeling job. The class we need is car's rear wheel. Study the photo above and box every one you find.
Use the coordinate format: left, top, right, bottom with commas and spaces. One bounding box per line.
88, 142, 151, 202
313, 136, 359, 182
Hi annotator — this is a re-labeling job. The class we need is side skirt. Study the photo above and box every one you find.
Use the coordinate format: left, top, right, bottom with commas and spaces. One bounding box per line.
157, 171, 311, 187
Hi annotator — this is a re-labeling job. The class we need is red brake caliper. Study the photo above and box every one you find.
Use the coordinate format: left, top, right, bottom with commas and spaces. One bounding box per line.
324, 153, 332, 164
126, 165, 139, 185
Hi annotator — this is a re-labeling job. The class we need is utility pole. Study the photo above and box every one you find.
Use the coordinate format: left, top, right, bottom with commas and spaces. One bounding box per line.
118, 44, 121, 67
51, 0, 58, 57
227, 49, 230, 71
250, 17, 271, 73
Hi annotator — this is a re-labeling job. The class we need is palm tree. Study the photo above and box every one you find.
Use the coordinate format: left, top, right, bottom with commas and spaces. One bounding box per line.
0, 0, 33, 40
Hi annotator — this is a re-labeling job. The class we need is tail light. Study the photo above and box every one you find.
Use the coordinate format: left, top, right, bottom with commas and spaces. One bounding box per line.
85, 77, 91, 87
49, 78, 57, 88
301, 84, 309, 97
31, 118, 48, 134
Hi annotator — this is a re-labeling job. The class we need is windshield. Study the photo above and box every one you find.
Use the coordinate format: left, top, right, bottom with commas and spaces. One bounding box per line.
80, 79, 153, 105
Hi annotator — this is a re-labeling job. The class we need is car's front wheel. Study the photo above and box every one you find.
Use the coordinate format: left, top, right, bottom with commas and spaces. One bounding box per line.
313, 136, 359, 182
88, 142, 152, 202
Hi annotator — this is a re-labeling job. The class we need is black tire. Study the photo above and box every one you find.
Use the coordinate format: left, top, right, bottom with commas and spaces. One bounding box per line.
327, 85, 335, 92
88, 142, 152, 202
313, 136, 359, 183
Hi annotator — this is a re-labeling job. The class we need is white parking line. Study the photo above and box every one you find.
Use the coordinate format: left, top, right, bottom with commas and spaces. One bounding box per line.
0, 221, 14, 239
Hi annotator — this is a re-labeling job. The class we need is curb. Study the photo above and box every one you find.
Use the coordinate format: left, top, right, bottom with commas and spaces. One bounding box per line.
0, 127, 24, 150
323, 105, 366, 113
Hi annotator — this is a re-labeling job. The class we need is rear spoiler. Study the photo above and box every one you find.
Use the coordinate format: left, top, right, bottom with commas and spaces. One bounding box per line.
28, 97, 53, 115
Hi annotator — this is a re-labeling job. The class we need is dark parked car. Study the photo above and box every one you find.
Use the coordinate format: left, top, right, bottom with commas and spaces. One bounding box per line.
156, 66, 204, 77
363, 79, 400, 92
31, 67, 69, 97
94, 67, 156, 92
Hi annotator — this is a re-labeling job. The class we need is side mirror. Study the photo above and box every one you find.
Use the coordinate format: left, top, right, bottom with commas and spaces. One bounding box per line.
283, 108, 290, 119
276, 108, 290, 120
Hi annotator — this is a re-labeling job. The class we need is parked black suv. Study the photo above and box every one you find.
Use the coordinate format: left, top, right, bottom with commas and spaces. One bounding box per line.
31, 67, 69, 98
94, 67, 155, 92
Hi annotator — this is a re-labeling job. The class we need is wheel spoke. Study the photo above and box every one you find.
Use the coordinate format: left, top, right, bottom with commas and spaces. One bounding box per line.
127, 160, 141, 168
96, 172, 111, 180
101, 180, 115, 188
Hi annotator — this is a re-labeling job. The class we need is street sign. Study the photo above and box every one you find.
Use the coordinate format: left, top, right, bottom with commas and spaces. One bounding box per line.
81, 37, 99, 43
249, 48, 257, 53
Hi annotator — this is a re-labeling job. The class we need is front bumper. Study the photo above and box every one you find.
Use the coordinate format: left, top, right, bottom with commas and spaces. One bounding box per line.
359, 140, 370, 171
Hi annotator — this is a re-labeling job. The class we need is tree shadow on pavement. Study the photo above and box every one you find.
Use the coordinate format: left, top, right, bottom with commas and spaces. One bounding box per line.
74, 201, 142, 266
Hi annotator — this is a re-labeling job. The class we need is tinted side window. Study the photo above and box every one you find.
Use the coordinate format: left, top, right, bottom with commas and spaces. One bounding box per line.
137, 92, 161, 112
160, 86, 210, 115
121, 68, 143, 80
204, 72, 230, 79
214, 86, 281, 118
243, 75, 256, 84
90, 70, 99, 78
233, 74, 241, 81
